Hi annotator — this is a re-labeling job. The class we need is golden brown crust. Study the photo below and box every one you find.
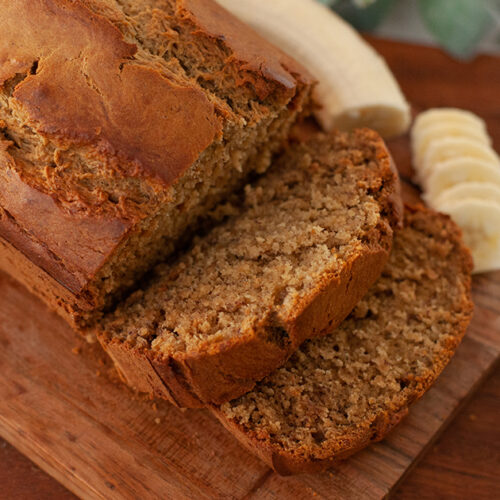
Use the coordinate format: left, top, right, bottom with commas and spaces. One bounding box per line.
1, 0, 222, 185
211, 205, 474, 475
97, 130, 403, 408
0, 0, 312, 325
0, 159, 130, 297
0, 234, 79, 325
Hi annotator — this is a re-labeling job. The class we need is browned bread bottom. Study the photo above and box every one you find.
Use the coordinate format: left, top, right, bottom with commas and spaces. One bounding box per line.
213, 205, 473, 475
95, 130, 402, 408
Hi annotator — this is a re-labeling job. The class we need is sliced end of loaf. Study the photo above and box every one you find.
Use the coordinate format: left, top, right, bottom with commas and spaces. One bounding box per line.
96, 129, 402, 407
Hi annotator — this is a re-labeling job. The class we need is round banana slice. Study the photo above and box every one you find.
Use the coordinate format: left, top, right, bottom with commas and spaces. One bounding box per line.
412, 122, 491, 169
413, 108, 487, 136
419, 137, 499, 179
432, 182, 500, 208
437, 198, 500, 274
424, 158, 500, 202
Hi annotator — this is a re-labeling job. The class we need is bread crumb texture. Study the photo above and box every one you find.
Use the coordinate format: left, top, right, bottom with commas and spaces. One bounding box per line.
219, 207, 473, 462
100, 129, 399, 359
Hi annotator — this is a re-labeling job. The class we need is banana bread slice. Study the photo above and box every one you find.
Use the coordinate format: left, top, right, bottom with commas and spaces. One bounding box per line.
0, 0, 312, 329
214, 206, 473, 475
96, 129, 403, 408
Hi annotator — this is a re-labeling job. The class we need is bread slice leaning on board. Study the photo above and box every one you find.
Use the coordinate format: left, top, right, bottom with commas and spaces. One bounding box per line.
94, 130, 403, 408
0, 0, 313, 330
213, 205, 474, 475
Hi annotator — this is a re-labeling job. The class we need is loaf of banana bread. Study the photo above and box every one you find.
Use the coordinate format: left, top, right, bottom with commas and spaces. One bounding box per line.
214, 206, 473, 475
96, 129, 403, 407
0, 0, 313, 328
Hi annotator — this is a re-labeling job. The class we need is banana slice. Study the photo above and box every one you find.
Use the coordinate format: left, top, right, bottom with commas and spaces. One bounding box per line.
433, 182, 500, 209
424, 158, 500, 202
216, 0, 411, 138
412, 122, 491, 169
437, 198, 500, 274
411, 108, 500, 273
413, 108, 487, 135
419, 137, 500, 180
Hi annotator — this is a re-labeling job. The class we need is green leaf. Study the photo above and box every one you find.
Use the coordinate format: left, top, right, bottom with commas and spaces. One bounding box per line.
418, 0, 493, 59
351, 0, 377, 7
332, 0, 396, 32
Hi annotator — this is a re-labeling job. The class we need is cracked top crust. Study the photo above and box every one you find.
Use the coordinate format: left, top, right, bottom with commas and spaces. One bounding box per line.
0, 0, 310, 187
2, 0, 209, 187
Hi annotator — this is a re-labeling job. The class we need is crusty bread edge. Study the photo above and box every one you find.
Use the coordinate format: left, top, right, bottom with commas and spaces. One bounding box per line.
0, 230, 87, 327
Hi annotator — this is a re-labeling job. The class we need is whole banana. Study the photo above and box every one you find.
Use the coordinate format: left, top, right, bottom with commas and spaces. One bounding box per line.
216, 0, 411, 138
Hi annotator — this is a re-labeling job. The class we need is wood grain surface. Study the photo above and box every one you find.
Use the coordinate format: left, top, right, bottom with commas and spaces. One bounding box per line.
394, 365, 500, 500
2, 365, 499, 500
0, 38, 499, 499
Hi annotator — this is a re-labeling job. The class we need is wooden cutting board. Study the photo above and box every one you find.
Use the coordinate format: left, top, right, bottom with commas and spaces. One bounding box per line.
0, 39, 499, 500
